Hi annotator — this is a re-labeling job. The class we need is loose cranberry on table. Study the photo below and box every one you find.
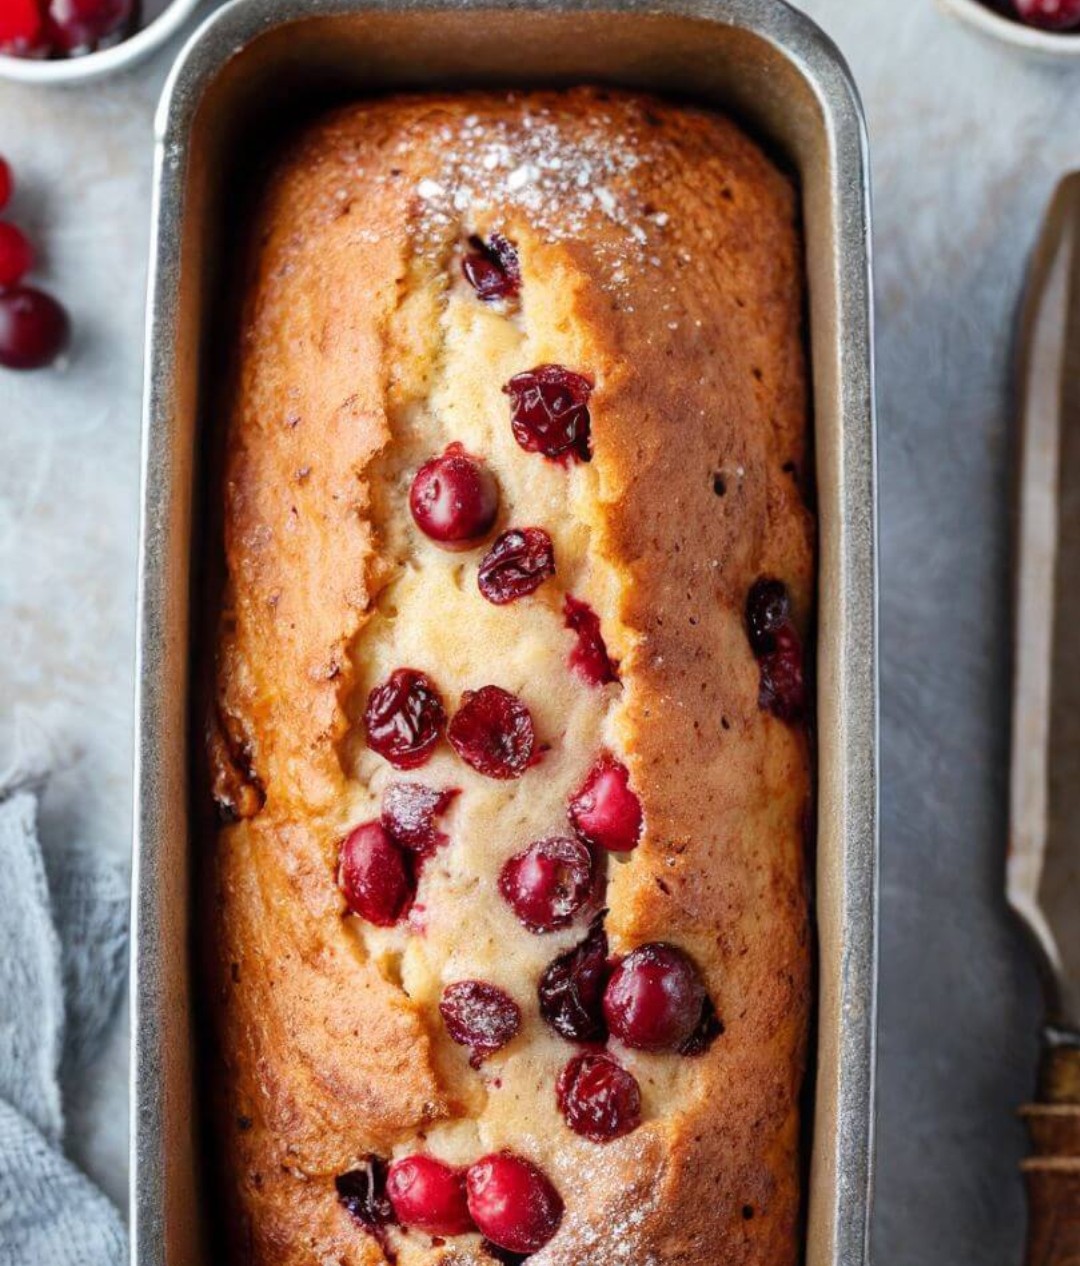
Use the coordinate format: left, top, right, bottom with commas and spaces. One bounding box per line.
1011, 0, 1080, 28
537, 917, 609, 1043
447, 685, 536, 779
338, 821, 413, 927
564, 594, 618, 686
0, 158, 70, 371
745, 577, 806, 722
386, 1154, 474, 1236
381, 782, 457, 854
477, 527, 555, 605
603, 943, 712, 1054
466, 1152, 564, 1254
499, 836, 595, 933
0, 286, 69, 371
409, 443, 499, 549
439, 980, 521, 1065
0, 222, 33, 289
568, 756, 642, 854
504, 365, 593, 463
363, 668, 445, 769
462, 233, 521, 302
557, 1052, 642, 1142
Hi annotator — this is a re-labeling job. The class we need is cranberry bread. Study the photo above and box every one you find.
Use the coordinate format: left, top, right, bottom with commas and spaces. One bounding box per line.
209, 87, 813, 1266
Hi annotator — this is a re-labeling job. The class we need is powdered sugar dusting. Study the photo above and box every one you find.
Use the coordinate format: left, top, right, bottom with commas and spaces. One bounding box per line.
355, 100, 686, 299
426, 108, 650, 244
520, 1126, 667, 1265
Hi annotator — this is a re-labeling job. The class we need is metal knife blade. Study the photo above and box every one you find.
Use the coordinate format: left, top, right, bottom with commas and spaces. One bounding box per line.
1010, 171, 1080, 1035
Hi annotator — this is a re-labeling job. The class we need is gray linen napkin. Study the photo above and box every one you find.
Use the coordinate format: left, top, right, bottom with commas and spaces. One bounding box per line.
0, 723, 128, 1266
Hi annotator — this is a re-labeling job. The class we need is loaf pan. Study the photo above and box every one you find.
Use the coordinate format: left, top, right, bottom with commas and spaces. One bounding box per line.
132, 1, 879, 1261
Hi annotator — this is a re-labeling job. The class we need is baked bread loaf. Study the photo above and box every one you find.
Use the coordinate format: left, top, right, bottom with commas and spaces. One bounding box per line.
209, 87, 813, 1266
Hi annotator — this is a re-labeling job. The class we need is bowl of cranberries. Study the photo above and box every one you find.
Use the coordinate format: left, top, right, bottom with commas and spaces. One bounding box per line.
939, 0, 1080, 53
0, 0, 203, 82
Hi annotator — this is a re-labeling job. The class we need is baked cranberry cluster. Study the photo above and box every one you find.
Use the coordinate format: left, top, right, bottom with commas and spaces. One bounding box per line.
360, 270, 613, 785
362, 668, 540, 782
338, 782, 458, 925
536, 918, 721, 1140
496, 752, 641, 932
335, 231, 721, 1257
339, 1148, 564, 1256
745, 577, 806, 721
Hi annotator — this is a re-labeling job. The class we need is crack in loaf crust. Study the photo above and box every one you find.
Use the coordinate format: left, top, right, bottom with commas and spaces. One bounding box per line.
209, 88, 813, 1265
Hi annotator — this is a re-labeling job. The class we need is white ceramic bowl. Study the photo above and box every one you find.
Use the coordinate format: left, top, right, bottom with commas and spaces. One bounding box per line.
938, 0, 1080, 56
0, 0, 205, 84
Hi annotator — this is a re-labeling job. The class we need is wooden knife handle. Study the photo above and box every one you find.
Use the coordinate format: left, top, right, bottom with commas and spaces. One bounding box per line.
1022, 1030, 1080, 1266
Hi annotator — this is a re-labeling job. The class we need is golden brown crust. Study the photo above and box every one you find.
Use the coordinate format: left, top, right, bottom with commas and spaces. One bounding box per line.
210, 88, 812, 1266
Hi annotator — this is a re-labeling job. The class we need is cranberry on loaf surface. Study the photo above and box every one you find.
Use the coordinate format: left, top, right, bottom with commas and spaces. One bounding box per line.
209, 88, 812, 1266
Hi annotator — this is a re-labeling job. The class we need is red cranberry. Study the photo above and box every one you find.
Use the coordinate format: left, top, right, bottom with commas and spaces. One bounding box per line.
0, 0, 50, 55
387, 1155, 474, 1236
504, 365, 593, 463
47, 0, 134, 52
745, 578, 806, 721
466, 1152, 563, 1254
556, 1052, 642, 1142
381, 782, 458, 854
477, 528, 555, 605
746, 577, 790, 654
439, 980, 521, 1064
448, 686, 536, 779
759, 625, 805, 720
0, 286, 69, 371
364, 668, 445, 769
537, 916, 609, 1042
462, 233, 521, 302
568, 757, 642, 854
336, 1159, 396, 1253
409, 443, 499, 549
499, 836, 594, 933
1012, 0, 1080, 27
0, 160, 13, 212
0, 223, 33, 288
603, 943, 709, 1053
338, 821, 413, 926
564, 595, 618, 685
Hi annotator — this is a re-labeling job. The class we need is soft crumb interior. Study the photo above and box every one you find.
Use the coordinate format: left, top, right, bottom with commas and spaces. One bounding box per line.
325, 219, 687, 1256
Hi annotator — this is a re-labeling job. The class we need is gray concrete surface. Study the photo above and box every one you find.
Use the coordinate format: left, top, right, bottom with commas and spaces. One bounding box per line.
1, 1, 1075, 1260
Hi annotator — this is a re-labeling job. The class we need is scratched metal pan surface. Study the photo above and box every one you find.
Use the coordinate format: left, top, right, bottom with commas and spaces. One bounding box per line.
132, 1, 878, 1262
